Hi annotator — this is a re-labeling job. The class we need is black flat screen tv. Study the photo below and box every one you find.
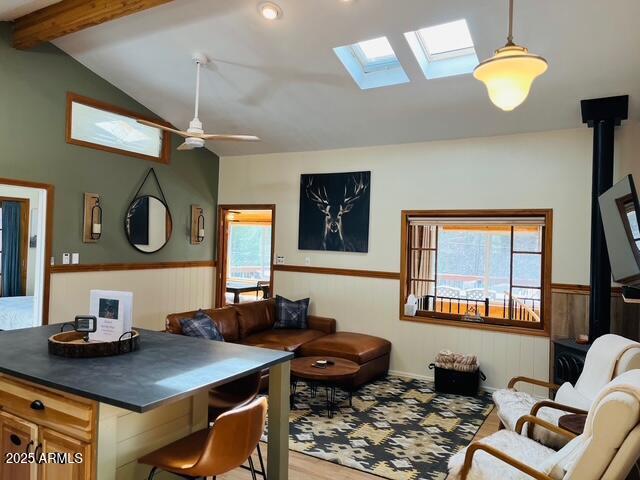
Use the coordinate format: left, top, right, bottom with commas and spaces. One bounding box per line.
599, 174, 640, 287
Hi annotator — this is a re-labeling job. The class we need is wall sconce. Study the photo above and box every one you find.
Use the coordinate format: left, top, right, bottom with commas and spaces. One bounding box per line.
91, 198, 103, 240
191, 205, 205, 244
83, 193, 102, 243
197, 211, 205, 242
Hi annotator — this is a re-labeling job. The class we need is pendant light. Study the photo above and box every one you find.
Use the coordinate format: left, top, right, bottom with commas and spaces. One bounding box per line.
474, 0, 548, 111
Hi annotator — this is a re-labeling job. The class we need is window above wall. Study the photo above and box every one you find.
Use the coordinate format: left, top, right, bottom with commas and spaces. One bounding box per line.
400, 210, 553, 336
66, 93, 171, 164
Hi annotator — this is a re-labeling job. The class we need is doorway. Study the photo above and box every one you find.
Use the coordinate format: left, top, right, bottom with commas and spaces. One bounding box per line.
216, 205, 275, 307
0, 178, 53, 329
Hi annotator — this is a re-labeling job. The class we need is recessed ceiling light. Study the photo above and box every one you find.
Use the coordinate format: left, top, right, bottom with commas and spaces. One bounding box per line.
258, 2, 282, 20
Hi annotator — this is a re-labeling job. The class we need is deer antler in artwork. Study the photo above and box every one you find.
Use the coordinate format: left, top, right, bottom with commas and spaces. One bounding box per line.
341, 174, 368, 213
306, 178, 330, 214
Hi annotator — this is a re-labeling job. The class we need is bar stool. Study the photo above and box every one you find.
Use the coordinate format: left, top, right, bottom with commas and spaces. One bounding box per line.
139, 397, 267, 480
209, 371, 267, 479
209, 371, 263, 420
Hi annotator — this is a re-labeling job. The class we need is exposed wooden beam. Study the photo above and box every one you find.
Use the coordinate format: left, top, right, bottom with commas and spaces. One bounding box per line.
13, 0, 174, 50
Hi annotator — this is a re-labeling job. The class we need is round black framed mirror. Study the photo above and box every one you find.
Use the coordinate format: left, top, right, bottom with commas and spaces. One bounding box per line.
125, 195, 172, 254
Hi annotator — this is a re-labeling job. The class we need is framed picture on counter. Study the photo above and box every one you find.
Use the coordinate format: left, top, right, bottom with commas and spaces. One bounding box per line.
89, 290, 133, 342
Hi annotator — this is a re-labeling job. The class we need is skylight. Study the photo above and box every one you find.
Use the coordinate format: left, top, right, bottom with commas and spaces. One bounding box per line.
334, 36, 409, 90
356, 37, 395, 61
419, 20, 474, 57
405, 19, 479, 79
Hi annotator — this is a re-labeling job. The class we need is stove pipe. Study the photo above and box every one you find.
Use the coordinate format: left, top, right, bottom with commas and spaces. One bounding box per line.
581, 95, 628, 342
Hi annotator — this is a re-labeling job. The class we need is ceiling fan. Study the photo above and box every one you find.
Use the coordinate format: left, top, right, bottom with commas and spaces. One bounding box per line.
137, 53, 260, 151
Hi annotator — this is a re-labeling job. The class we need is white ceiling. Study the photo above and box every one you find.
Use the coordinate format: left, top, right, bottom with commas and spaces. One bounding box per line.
13, 0, 640, 156
0, 0, 60, 20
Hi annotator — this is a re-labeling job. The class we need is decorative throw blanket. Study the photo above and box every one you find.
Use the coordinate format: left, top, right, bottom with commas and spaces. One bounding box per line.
435, 350, 478, 373
543, 369, 640, 478
449, 370, 640, 480
573, 334, 640, 398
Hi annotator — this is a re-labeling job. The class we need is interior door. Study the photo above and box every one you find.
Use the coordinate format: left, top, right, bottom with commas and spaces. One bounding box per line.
0, 411, 38, 480
39, 428, 91, 480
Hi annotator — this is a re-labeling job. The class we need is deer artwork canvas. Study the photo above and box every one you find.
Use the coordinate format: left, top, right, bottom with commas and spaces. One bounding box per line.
299, 171, 371, 252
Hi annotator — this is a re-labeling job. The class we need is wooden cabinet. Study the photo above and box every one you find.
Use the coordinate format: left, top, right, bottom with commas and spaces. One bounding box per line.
0, 376, 95, 442
39, 428, 91, 480
0, 376, 96, 480
0, 411, 38, 480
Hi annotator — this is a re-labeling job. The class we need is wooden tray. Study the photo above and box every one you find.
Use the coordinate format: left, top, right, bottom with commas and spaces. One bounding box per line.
48, 330, 140, 358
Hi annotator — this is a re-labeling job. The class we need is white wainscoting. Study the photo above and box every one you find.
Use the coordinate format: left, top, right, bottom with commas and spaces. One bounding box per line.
274, 270, 550, 392
49, 266, 216, 331
49, 266, 549, 391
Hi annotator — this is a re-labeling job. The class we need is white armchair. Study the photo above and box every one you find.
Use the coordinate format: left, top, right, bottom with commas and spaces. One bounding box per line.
493, 334, 640, 448
449, 370, 640, 480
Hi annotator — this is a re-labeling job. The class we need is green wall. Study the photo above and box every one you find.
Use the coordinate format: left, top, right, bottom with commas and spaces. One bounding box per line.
0, 22, 218, 264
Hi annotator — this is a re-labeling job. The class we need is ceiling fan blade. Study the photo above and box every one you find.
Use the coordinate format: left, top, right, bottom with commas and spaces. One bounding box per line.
137, 119, 190, 138
200, 134, 261, 142
177, 141, 195, 151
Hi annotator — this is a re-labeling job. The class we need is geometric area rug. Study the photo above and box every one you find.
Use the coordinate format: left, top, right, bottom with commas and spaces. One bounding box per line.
264, 375, 494, 480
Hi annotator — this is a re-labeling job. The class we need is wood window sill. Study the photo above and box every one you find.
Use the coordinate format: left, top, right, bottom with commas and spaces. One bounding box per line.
399, 313, 550, 337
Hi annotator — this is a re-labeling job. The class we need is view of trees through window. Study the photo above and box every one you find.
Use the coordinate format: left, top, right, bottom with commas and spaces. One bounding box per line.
406, 216, 547, 327
437, 227, 542, 300
228, 224, 272, 281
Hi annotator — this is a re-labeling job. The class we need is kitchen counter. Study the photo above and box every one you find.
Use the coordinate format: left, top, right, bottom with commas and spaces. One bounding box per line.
0, 325, 293, 480
0, 325, 292, 412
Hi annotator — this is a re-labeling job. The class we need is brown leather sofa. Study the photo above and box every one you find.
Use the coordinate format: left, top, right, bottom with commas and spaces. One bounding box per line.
166, 298, 390, 388
166, 298, 336, 351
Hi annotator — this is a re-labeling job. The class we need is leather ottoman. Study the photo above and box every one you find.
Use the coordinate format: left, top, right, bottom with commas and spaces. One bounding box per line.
298, 332, 391, 388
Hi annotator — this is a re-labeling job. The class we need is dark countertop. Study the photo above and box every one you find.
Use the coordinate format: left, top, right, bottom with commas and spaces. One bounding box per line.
0, 325, 293, 413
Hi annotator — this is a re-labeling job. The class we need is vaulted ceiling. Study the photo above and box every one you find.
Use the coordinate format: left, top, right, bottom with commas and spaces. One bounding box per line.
2, 0, 639, 156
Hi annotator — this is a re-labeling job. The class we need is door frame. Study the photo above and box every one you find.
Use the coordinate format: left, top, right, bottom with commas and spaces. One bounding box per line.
0, 177, 55, 325
215, 204, 276, 308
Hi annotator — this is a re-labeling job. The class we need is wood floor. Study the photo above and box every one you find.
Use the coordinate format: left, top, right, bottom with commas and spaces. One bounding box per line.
219, 409, 500, 480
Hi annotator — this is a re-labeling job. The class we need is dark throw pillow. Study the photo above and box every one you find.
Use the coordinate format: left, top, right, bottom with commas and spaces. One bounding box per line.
273, 295, 310, 329
180, 310, 225, 341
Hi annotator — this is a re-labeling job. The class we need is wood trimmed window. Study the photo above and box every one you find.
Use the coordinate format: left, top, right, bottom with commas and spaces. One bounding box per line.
66, 92, 171, 164
400, 209, 552, 336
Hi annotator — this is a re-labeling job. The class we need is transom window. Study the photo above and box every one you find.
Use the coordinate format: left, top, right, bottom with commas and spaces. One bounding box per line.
400, 210, 552, 334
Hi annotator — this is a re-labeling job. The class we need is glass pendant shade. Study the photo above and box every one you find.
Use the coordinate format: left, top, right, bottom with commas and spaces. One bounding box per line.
474, 45, 548, 111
